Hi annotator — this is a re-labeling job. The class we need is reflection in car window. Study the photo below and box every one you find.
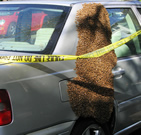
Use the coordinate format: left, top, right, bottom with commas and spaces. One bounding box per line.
0, 11, 14, 16
0, 5, 70, 53
107, 8, 141, 58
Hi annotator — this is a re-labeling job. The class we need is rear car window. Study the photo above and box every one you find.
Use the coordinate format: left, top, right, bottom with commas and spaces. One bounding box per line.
0, 4, 70, 53
137, 8, 141, 14
107, 8, 141, 58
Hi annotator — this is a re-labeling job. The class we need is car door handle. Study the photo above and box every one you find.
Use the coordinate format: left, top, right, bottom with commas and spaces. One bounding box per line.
112, 67, 125, 77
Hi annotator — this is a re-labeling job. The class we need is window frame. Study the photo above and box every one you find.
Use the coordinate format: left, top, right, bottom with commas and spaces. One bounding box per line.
0, 4, 71, 54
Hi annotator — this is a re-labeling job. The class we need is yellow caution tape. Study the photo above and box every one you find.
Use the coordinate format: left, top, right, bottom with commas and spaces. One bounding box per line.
0, 30, 141, 63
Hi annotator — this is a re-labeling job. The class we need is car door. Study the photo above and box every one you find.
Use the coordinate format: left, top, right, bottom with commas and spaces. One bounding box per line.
107, 6, 141, 133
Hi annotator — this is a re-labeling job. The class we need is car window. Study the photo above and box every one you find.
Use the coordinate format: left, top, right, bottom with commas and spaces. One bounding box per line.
0, 4, 70, 53
107, 8, 141, 58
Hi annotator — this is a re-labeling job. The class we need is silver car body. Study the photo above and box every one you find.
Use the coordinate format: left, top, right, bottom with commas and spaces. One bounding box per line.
0, 0, 141, 135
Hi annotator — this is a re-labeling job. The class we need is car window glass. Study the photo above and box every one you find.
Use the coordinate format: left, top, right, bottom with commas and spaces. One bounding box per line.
107, 8, 141, 58
0, 5, 70, 53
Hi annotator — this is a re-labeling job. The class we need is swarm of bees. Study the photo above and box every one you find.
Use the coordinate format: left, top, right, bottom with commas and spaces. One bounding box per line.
67, 3, 117, 123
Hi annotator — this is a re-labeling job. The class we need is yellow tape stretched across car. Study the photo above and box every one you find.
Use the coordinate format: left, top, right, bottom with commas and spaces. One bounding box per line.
0, 30, 141, 63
